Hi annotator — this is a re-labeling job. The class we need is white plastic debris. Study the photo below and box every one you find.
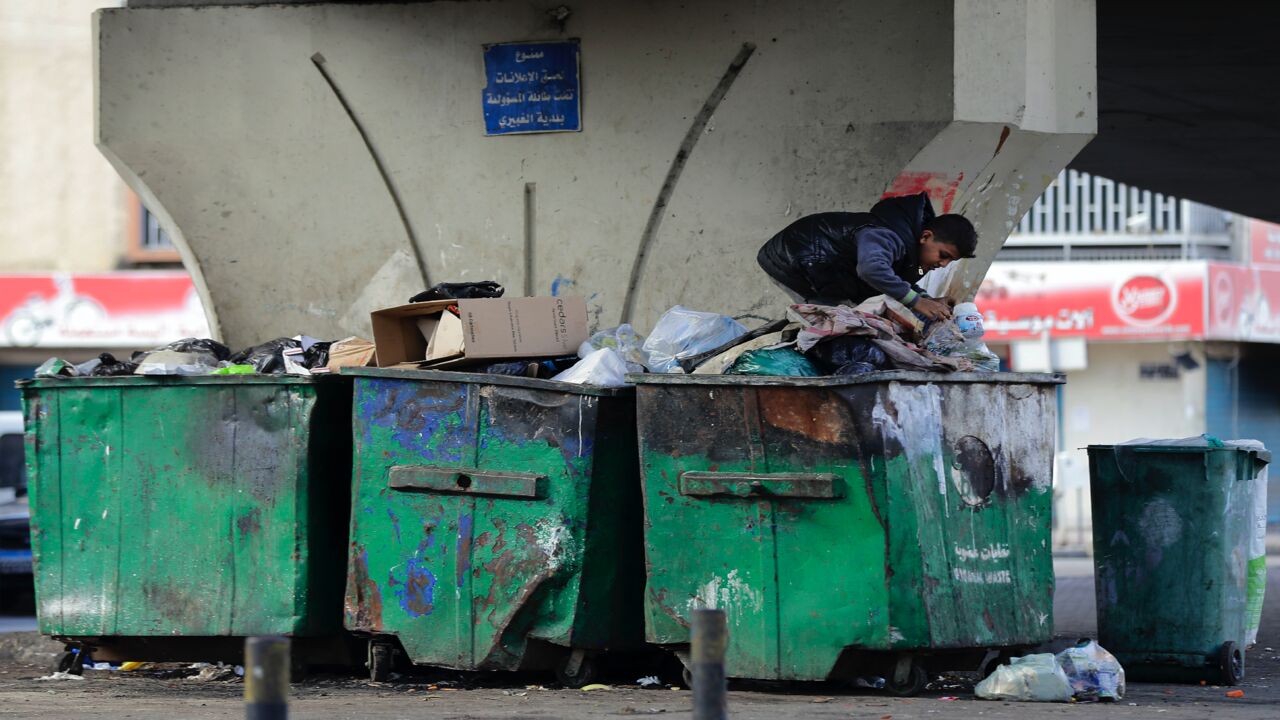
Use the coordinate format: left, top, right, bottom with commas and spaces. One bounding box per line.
36, 672, 85, 681
551, 348, 629, 387
975, 653, 1072, 702
641, 306, 747, 373
636, 675, 662, 688
1056, 641, 1125, 701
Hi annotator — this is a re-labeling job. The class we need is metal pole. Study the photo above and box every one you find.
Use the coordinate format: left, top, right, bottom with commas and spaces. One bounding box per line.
691, 609, 728, 720
244, 636, 290, 720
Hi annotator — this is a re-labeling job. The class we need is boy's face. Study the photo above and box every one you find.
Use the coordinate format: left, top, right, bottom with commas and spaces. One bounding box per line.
918, 231, 961, 272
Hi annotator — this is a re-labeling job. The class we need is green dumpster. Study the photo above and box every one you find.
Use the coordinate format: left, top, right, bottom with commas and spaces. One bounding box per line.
1088, 438, 1269, 684
20, 375, 352, 669
633, 371, 1063, 695
342, 368, 644, 686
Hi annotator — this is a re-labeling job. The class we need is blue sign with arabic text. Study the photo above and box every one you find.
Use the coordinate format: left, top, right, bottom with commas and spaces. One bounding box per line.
482, 40, 581, 135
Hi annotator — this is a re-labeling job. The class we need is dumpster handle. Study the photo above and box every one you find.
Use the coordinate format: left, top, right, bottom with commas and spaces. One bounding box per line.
678, 471, 843, 499
388, 466, 544, 499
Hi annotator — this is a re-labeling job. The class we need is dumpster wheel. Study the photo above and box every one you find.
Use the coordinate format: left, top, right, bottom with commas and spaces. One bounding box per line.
54, 646, 88, 676
885, 661, 927, 697
367, 642, 394, 683
1217, 641, 1243, 686
555, 650, 598, 689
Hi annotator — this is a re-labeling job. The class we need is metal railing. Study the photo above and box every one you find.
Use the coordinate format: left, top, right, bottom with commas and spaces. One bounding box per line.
1001, 170, 1235, 262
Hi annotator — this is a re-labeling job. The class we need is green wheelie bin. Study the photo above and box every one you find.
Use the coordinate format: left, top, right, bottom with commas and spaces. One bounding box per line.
20, 375, 353, 672
633, 371, 1063, 695
1088, 438, 1269, 684
341, 368, 644, 686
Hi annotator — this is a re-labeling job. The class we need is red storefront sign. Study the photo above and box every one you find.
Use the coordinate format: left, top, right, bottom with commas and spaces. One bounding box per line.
1249, 219, 1280, 267
0, 272, 208, 348
976, 262, 1206, 341
1206, 264, 1280, 342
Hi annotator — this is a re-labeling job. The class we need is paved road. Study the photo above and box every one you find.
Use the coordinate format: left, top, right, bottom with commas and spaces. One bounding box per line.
0, 556, 1276, 719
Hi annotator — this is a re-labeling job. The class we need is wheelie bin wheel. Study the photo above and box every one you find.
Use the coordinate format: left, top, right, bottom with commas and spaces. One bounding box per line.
367, 642, 393, 682
54, 647, 87, 676
555, 651, 598, 688
1217, 641, 1243, 686
977, 649, 1020, 679
885, 663, 928, 697
681, 665, 693, 689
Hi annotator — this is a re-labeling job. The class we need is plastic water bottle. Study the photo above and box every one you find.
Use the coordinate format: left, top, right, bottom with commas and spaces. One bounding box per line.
953, 302, 985, 340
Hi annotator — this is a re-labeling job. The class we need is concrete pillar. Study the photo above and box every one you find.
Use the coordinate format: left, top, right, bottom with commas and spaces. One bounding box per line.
95, 0, 1095, 346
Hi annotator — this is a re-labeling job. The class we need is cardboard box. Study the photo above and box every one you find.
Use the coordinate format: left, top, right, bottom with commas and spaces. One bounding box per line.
371, 296, 588, 368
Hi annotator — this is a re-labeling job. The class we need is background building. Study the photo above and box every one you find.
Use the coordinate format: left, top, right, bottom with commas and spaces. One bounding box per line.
0, 0, 206, 416
977, 169, 1280, 547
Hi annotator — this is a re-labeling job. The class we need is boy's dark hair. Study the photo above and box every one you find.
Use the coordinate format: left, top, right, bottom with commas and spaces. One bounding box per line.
923, 214, 978, 258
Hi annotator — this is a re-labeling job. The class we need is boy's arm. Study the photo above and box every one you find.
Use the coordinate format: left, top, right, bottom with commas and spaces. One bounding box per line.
856, 228, 921, 306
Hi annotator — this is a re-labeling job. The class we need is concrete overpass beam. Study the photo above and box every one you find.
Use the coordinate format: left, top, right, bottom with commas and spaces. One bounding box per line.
95, 1, 1094, 346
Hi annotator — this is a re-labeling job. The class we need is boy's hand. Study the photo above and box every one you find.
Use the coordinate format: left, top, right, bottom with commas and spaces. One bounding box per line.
914, 297, 953, 321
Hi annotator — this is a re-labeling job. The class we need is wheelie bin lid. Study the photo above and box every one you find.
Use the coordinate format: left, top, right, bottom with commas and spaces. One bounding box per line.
341, 366, 633, 397
1088, 436, 1271, 465
626, 370, 1064, 387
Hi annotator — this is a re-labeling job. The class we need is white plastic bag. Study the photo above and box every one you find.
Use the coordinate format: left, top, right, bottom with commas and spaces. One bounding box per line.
975, 654, 1073, 702
1055, 640, 1125, 701
1226, 439, 1269, 646
579, 324, 649, 373
133, 350, 220, 376
922, 320, 1000, 372
642, 306, 747, 374
551, 348, 629, 387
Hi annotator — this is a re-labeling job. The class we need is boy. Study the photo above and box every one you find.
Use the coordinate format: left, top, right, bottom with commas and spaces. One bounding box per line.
757, 192, 977, 320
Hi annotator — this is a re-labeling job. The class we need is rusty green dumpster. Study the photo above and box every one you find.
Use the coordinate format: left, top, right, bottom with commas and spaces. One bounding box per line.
1088, 438, 1268, 684
20, 375, 352, 670
633, 371, 1062, 694
342, 368, 644, 686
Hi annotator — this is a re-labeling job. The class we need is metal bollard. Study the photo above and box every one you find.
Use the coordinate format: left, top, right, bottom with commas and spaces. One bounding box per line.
691, 609, 728, 720
244, 636, 290, 720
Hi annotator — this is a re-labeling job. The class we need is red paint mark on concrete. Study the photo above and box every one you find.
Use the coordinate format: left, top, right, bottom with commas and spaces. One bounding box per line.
882, 171, 965, 213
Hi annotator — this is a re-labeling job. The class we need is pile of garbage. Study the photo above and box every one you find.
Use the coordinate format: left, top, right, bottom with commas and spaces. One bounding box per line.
545, 294, 999, 386
35, 335, 376, 379
976, 641, 1125, 703
32, 280, 999, 387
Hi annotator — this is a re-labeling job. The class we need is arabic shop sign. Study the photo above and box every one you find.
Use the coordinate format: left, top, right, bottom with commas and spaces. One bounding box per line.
482, 40, 581, 135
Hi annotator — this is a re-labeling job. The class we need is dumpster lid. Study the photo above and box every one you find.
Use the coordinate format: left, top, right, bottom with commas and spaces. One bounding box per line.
626, 370, 1064, 387
17, 374, 343, 389
340, 367, 634, 397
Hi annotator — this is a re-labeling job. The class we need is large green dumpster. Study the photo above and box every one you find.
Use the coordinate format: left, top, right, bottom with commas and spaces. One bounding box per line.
633, 371, 1062, 694
1088, 438, 1269, 684
342, 368, 644, 686
20, 375, 352, 667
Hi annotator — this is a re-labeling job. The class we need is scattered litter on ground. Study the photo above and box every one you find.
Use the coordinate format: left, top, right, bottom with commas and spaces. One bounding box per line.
186, 664, 239, 683
1056, 640, 1125, 701
810, 696, 834, 703
36, 671, 84, 681
580, 683, 611, 691
636, 676, 662, 688
1227, 689, 1245, 698
975, 653, 1073, 702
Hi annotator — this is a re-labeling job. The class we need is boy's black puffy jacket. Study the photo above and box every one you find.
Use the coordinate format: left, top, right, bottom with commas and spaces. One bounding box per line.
757, 192, 935, 305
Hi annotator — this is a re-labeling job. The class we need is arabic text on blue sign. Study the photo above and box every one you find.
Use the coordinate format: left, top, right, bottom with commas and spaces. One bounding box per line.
483, 41, 581, 135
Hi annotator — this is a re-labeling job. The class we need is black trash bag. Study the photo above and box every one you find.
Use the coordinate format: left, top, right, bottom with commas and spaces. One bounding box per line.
410, 281, 504, 303
833, 361, 877, 376
804, 336, 888, 374
302, 341, 332, 369
160, 337, 231, 361
91, 352, 138, 377
228, 338, 301, 374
